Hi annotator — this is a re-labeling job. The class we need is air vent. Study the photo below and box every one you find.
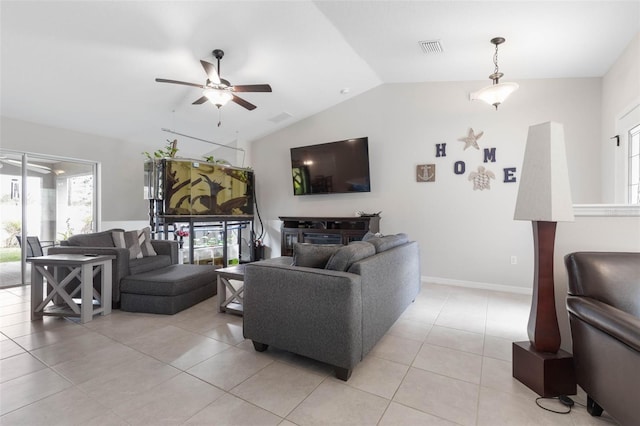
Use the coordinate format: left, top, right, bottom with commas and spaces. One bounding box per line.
419, 40, 444, 54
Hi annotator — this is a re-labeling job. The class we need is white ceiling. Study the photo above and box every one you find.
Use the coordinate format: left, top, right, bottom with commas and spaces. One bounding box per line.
1, 1, 639, 157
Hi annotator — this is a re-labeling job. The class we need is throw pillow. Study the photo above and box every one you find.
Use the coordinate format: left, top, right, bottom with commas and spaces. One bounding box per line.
362, 231, 382, 242
112, 230, 143, 260
138, 227, 157, 257
325, 241, 375, 272
293, 243, 342, 268
367, 233, 409, 253
67, 229, 123, 247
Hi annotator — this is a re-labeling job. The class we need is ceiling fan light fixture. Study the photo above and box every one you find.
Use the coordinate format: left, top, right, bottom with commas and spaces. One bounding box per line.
203, 88, 233, 107
471, 36, 518, 110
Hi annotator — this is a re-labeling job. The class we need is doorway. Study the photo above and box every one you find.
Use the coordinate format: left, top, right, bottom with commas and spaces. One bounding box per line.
0, 151, 98, 288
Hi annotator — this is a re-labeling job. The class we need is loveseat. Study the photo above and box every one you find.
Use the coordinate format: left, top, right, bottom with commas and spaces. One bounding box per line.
565, 252, 640, 425
243, 233, 420, 380
48, 228, 217, 313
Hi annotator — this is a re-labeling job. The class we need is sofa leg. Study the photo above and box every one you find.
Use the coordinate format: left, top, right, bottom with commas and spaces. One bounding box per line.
335, 367, 352, 381
586, 396, 603, 417
252, 341, 269, 352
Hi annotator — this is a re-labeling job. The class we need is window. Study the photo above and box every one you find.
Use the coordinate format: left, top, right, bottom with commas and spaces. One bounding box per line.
0, 151, 98, 287
629, 124, 640, 204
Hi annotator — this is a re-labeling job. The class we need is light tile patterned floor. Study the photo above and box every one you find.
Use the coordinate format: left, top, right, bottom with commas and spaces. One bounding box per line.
0, 283, 619, 425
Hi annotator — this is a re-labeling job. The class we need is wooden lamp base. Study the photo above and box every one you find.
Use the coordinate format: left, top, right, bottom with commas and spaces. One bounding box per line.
513, 341, 576, 397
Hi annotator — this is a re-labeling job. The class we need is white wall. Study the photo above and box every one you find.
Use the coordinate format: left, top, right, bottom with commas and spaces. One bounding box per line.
250, 77, 603, 292
251, 75, 640, 353
1, 116, 153, 225
601, 32, 640, 203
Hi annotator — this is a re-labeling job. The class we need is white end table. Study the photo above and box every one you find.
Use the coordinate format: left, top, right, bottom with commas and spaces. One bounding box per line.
217, 264, 246, 315
28, 254, 115, 323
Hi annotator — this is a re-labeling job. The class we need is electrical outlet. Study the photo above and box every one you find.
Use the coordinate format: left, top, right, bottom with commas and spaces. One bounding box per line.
510, 256, 517, 265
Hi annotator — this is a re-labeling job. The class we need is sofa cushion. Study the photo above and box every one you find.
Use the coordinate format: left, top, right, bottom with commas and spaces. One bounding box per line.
66, 229, 122, 247
139, 227, 157, 257
121, 264, 216, 297
325, 241, 375, 272
112, 230, 143, 260
129, 254, 173, 275
366, 233, 409, 253
293, 243, 342, 268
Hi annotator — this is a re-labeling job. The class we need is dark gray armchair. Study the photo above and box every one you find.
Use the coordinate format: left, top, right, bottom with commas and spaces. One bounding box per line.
565, 252, 640, 425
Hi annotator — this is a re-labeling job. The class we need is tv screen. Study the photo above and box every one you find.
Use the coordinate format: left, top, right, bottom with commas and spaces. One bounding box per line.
290, 137, 371, 195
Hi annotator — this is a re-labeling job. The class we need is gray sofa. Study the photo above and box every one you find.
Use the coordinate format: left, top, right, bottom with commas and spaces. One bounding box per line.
243, 233, 420, 380
565, 252, 640, 425
48, 229, 217, 313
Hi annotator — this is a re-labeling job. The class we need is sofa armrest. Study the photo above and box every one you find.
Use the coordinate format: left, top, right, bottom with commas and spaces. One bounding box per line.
567, 296, 640, 352
348, 241, 421, 355
565, 252, 640, 317
150, 240, 179, 264
243, 261, 363, 369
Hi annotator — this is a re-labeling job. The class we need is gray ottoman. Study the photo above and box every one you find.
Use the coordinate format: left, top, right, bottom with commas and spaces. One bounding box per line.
120, 264, 217, 314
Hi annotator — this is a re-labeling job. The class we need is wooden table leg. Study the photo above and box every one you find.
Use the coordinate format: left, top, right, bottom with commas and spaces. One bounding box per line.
30, 263, 44, 321
101, 261, 112, 316
81, 263, 93, 323
217, 275, 225, 313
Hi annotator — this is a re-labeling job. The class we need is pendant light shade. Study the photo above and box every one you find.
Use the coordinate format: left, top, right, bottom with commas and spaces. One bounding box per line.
471, 82, 520, 109
203, 88, 233, 107
471, 37, 519, 110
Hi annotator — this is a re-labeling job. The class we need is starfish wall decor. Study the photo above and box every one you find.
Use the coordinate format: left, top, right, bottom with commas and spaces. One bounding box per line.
458, 128, 483, 150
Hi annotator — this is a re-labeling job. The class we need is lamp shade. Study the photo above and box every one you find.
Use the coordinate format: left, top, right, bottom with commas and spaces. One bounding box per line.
203, 88, 233, 106
470, 82, 519, 108
514, 121, 574, 222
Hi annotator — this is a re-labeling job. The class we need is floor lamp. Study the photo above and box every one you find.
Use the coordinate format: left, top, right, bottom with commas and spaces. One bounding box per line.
512, 121, 577, 397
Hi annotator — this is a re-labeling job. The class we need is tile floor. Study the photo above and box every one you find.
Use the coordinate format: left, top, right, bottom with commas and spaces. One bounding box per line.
0, 282, 619, 425
0, 261, 28, 289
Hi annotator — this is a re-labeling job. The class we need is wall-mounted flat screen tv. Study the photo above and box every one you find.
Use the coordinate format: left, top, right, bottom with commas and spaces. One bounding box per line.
290, 137, 371, 195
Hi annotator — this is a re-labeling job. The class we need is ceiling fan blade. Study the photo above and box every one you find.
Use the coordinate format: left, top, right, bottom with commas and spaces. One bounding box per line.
200, 60, 220, 84
232, 95, 257, 111
232, 84, 272, 93
155, 78, 204, 89
192, 96, 208, 105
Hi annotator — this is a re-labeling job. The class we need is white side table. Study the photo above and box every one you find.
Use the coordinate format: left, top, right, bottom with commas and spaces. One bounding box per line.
28, 254, 115, 323
217, 264, 246, 315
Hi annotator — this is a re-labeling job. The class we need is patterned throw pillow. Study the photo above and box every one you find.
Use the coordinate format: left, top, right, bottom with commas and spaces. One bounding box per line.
138, 227, 157, 257
112, 230, 143, 260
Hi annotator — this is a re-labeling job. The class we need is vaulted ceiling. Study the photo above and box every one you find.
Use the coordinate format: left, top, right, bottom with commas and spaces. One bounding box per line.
1, 1, 638, 156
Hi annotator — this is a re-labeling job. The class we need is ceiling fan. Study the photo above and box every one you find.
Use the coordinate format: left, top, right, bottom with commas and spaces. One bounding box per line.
155, 49, 272, 111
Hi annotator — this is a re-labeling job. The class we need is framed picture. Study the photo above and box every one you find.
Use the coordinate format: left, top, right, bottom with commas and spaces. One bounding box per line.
416, 164, 435, 182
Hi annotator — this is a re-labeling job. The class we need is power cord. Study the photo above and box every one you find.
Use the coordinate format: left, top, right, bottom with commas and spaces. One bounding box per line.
535, 395, 577, 414
252, 179, 265, 242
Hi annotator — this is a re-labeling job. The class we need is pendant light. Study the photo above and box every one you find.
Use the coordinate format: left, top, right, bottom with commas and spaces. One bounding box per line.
470, 37, 519, 110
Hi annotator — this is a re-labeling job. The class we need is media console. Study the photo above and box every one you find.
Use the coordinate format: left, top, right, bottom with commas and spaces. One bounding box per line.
279, 216, 380, 256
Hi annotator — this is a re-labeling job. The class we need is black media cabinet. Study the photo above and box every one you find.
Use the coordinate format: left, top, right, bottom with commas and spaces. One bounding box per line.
279, 216, 380, 256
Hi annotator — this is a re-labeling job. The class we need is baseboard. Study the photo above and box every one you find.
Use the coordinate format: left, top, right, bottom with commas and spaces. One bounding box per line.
422, 276, 532, 295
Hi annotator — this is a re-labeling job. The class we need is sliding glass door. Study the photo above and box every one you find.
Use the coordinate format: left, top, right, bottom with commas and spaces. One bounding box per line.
0, 150, 98, 288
